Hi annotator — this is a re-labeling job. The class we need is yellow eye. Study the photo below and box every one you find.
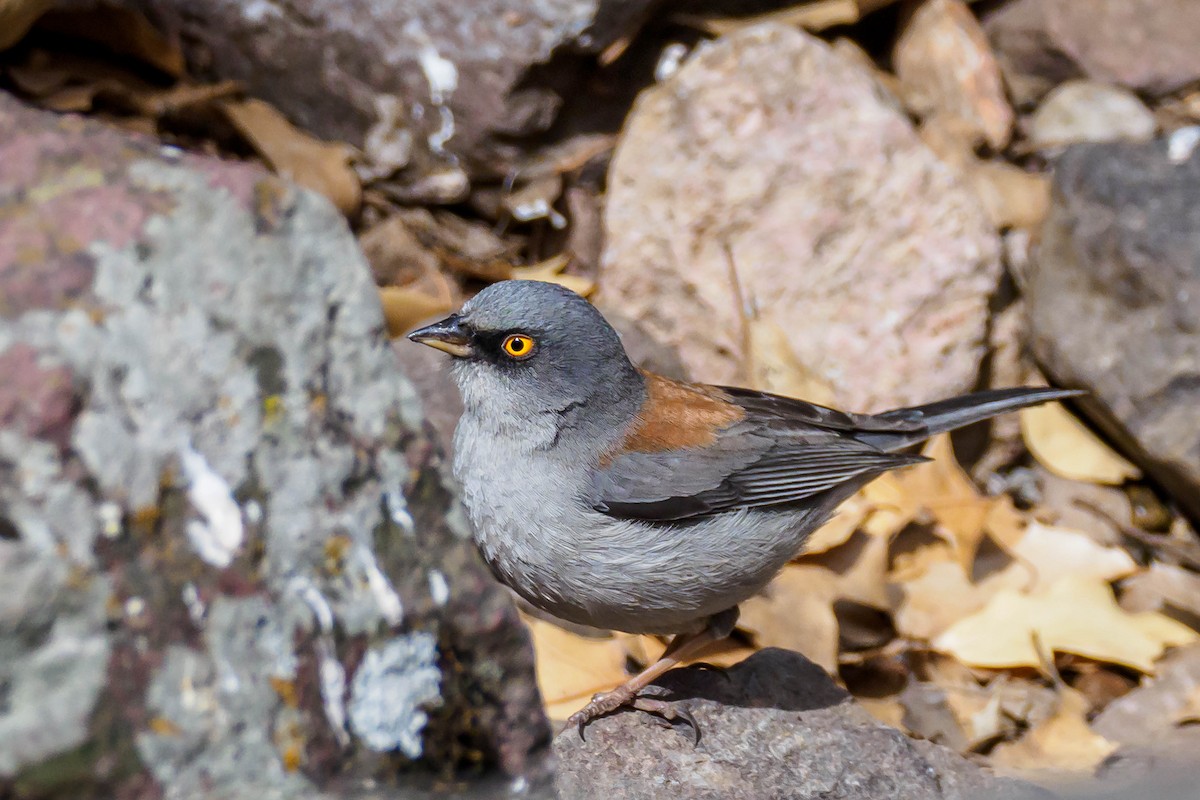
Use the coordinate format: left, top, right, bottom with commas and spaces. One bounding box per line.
502, 333, 536, 359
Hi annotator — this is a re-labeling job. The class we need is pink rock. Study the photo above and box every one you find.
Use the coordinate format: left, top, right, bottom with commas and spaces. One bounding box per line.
601, 25, 1001, 413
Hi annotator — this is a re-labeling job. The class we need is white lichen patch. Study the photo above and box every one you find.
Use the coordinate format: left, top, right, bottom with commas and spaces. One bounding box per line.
348, 633, 441, 758
428, 569, 449, 607
179, 443, 244, 568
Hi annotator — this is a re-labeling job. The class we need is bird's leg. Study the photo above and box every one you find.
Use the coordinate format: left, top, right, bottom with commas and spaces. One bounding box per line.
566, 607, 739, 742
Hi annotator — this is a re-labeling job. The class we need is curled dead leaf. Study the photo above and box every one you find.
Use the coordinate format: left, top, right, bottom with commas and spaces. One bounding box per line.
0, 0, 52, 51
511, 254, 595, 297
378, 284, 454, 340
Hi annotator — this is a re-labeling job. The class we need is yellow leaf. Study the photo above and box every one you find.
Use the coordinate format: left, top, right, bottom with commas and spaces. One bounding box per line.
1020, 402, 1140, 485
511, 254, 595, 297
221, 98, 362, 215
934, 574, 1198, 673
740, 565, 840, 673
1004, 521, 1138, 592
523, 615, 629, 721
891, 434, 992, 570
894, 560, 991, 641
378, 286, 454, 339
991, 687, 1117, 773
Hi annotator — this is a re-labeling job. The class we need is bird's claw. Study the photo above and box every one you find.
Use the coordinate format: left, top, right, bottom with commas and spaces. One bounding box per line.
566, 684, 700, 745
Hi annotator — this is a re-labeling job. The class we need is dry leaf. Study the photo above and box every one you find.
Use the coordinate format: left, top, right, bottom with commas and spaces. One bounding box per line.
523, 615, 629, 721
0, 0, 52, 50
378, 285, 453, 339
1021, 402, 1140, 485
891, 434, 992, 570
35, 7, 186, 77
991, 687, 1117, 773
894, 560, 991, 640
803, 497, 867, 555
968, 161, 1051, 231
511, 254, 595, 297
935, 574, 1198, 673
1004, 521, 1138, 592
740, 565, 840, 673
221, 98, 362, 216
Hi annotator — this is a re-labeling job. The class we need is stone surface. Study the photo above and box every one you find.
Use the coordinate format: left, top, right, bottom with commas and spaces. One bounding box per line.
1024, 137, 1200, 521
1029, 81, 1157, 151
983, 0, 1200, 105
122, 0, 655, 191
894, 0, 1013, 150
0, 93, 549, 799
553, 648, 1047, 800
602, 24, 1002, 413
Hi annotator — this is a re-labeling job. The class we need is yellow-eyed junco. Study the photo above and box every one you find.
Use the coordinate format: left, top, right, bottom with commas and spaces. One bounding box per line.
409, 280, 1081, 740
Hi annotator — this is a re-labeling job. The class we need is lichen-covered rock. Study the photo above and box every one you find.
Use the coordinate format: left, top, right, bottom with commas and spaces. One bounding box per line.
0, 93, 549, 799
1024, 137, 1200, 522
601, 24, 1002, 413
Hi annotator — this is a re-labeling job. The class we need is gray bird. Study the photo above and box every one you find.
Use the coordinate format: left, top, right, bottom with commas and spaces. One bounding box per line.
409, 280, 1081, 739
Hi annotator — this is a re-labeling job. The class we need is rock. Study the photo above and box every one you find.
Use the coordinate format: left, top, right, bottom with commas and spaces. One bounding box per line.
1025, 138, 1200, 521
122, 0, 655, 191
983, 0, 1200, 105
894, 0, 1013, 150
0, 94, 549, 798
602, 24, 1002, 413
553, 648, 1047, 800
1029, 81, 1157, 150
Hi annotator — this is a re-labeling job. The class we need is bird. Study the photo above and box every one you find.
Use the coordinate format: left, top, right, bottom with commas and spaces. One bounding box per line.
408, 279, 1082, 741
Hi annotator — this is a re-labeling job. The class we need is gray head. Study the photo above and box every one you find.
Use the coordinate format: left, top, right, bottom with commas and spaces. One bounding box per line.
408, 281, 642, 435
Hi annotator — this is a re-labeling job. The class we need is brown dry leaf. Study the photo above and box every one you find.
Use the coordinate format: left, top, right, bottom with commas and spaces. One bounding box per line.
378, 284, 454, 339
35, 7, 186, 77
894, 560, 991, 640
891, 434, 992, 570
1120, 561, 1200, 621
511, 254, 595, 297
740, 564, 841, 673
674, 0, 860, 36
858, 697, 906, 728
221, 98, 361, 216
1020, 402, 1141, 485
804, 496, 867, 555
523, 615, 629, 721
0, 0, 52, 50
746, 317, 838, 406
990, 687, 1117, 773
1003, 521, 1138, 592
935, 574, 1199, 673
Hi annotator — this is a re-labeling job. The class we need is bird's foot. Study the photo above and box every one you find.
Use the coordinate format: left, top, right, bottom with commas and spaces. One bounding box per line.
566, 683, 700, 744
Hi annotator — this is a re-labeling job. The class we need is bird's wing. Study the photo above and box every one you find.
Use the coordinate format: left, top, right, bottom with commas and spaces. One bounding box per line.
589, 378, 925, 522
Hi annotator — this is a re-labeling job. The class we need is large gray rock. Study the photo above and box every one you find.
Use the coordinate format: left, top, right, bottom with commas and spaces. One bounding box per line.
553, 649, 1046, 800
122, 0, 655, 195
601, 24, 1002, 413
983, 0, 1200, 105
1024, 137, 1200, 521
0, 93, 549, 799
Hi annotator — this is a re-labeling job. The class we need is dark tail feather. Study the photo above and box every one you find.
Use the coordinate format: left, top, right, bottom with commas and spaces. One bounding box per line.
860, 387, 1087, 453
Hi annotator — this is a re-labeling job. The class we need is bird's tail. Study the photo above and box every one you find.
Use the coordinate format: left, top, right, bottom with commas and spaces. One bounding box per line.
858, 387, 1087, 453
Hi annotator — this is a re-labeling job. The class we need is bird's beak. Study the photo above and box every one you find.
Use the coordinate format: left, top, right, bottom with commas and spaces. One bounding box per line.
407, 314, 474, 358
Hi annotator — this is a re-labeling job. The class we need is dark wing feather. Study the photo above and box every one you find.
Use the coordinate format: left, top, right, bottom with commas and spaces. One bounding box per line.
590, 409, 925, 522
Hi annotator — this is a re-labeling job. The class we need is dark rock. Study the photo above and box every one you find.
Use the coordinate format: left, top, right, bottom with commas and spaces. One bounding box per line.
553, 648, 1047, 800
119, 0, 656, 192
1024, 137, 1200, 522
983, 0, 1200, 105
0, 93, 549, 798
